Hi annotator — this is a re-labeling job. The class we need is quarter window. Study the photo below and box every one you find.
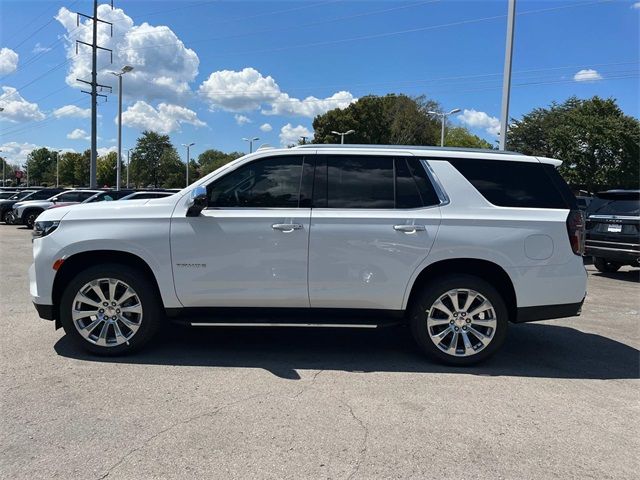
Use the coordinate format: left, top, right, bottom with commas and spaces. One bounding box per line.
208, 156, 304, 208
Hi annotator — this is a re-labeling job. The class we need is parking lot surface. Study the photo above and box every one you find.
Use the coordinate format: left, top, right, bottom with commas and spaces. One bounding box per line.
1, 225, 638, 479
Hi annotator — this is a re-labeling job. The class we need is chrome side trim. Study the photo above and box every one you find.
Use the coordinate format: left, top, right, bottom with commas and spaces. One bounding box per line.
585, 246, 640, 254
588, 215, 640, 221
586, 240, 640, 248
421, 159, 450, 206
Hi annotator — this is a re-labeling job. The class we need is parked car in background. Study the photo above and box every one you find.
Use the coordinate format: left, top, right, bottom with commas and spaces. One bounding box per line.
13, 190, 102, 228
30, 146, 586, 365
585, 189, 640, 272
119, 191, 175, 200
0, 191, 18, 200
576, 195, 593, 213
46, 189, 136, 210
0, 188, 63, 224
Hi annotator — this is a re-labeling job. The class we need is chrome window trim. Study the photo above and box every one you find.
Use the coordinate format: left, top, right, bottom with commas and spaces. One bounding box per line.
420, 159, 450, 207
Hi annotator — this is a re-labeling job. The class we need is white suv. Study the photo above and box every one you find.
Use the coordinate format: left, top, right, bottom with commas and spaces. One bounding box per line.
30, 146, 587, 365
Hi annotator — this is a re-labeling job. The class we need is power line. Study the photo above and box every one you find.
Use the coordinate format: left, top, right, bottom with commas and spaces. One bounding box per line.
8, 0, 79, 50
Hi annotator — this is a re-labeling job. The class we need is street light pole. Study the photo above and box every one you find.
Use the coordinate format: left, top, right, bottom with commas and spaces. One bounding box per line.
242, 137, 259, 153
331, 130, 355, 144
55, 150, 61, 187
0, 149, 4, 187
126, 148, 131, 188
110, 66, 134, 191
499, 0, 516, 151
182, 142, 195, 188
427, 109, 461, 147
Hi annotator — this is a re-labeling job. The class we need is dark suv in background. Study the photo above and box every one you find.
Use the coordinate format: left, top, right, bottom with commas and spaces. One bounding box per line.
0, 188, 64, 223
585, 190, 640, 272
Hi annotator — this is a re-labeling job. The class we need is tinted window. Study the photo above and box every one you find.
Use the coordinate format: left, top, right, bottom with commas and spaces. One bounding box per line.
395, 158, 423, 209
34, 191, 59, 200
55, 192, 81, 202
408, 159, 440, 207
588, 198, 640, 216
327, 156, 394, 209
208, 156, 303, 208
448, 159, 571, 209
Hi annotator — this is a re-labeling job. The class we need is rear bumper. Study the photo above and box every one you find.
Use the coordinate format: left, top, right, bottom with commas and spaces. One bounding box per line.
585, 245, 639, 265
33, 302, 55, 321
514, 297, 585, 323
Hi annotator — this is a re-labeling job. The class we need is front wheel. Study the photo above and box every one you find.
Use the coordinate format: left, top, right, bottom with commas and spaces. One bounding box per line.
409, 274, 508, 366
593, 257, 621, 273
60, 264, 162, 355
24, 209, 42, 229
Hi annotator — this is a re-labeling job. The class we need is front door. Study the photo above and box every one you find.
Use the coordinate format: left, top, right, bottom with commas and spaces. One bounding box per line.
171, 154, 313, 308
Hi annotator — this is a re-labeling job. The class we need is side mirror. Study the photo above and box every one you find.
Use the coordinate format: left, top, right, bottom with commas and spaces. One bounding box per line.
186, 186, 208, 217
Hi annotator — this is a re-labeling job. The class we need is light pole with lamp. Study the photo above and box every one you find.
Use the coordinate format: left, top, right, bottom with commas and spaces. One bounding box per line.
243, 137, 259, 153
182, 143, 195, 188
427, 108, 461, 147
110, 65, 134, 191
331, 130, 355, 144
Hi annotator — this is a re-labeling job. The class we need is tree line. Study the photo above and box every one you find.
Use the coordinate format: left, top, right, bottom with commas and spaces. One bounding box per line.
3, 94, 638, 191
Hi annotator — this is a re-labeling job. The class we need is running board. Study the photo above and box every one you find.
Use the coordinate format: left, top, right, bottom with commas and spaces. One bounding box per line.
189, 322, 379, 328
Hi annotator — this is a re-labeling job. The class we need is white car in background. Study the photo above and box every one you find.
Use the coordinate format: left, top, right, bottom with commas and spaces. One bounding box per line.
29, 145, 587, 365
13, 190, 102, 228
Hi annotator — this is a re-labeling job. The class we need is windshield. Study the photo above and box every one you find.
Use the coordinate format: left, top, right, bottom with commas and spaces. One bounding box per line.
10, 191, 34, 200
588, 198, 640, 216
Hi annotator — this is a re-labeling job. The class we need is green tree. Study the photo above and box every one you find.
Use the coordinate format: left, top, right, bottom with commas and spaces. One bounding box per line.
73, 150, 90, 187
25, 147, 55, 186
97, 151, 118, 187
157, 148, 185, 188
445, 127, 494, 149
507, 96, 640, 192
129, 131, 175, 188
197, 149, 243, 176
312, 94, 441, 146
0, 156, 20, 186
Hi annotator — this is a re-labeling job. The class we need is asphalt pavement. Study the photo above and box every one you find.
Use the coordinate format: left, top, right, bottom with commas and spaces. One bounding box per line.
1, 225, 638, 479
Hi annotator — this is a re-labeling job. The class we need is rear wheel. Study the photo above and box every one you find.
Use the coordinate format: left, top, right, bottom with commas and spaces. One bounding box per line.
60, 264, 162, 355
593, 257, 621, 273
409, 274, 508, 366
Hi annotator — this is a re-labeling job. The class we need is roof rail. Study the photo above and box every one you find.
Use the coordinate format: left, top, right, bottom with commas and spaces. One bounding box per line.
293, 144, 522, 155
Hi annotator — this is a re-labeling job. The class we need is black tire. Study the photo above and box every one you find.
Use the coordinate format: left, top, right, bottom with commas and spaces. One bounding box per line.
24, 209, 42, 229
0, 210, 8, 223
409, 274, 508, 366
60, 264, 162, 355
593, 257, 621, 273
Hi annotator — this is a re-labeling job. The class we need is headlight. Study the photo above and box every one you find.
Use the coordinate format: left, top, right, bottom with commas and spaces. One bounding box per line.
32, 220, 60, 240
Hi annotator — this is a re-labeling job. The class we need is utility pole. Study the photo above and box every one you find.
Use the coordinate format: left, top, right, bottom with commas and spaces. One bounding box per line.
76, 0, 114, 188
182, 143, 195, 187
0, 150, 4, 187
499, 0, 516, 151
55, 150, 61, 187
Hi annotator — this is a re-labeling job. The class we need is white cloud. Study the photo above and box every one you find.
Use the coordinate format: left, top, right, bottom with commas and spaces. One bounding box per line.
0, 86, 45, 123
279, 124, 313, 147
97, 146, 117, 156
573, 69, 603, 82
234, 114, 252, 126
0, 141, 37, 164
56, 5, 199, 102
259, 123, 273, 132
32, 43, 52, 54
67, 128, 90, 140
53, 104, 91, 119
457, 109, 501, 136
198, 67, 355, 118
632, 2, 640, 9
0, 48, 18, 75
121, 100, 206, 134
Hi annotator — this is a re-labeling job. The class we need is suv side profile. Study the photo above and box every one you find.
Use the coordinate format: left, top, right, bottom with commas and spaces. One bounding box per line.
30, 146, 587, 365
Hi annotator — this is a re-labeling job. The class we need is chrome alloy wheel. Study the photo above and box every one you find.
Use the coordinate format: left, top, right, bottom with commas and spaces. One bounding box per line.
71, 278, 143, 347
426, 288, 497, 357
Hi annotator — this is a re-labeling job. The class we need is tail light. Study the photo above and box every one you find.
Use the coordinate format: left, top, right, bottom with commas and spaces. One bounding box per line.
566, 210, 585, 256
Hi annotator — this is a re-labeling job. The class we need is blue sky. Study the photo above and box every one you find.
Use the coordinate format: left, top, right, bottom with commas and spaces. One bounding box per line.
0, 0, 638, 165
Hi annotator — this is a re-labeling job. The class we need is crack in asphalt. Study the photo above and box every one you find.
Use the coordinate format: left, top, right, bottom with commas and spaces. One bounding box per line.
343, 400, 369, 480
292, 369, 324, 399
96, 392, 268, 480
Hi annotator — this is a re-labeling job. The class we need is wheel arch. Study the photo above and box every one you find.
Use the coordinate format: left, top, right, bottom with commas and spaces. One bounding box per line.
51, 250, 162, 328
22, 206, 44, 221
404, 258, 517, 322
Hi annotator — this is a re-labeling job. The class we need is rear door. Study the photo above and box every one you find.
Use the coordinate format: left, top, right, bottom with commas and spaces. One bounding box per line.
308, 154, 441, 310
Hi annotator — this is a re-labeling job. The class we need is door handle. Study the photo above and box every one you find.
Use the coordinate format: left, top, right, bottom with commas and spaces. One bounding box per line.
393, 224, 426, 233
272, 223, 303, 232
